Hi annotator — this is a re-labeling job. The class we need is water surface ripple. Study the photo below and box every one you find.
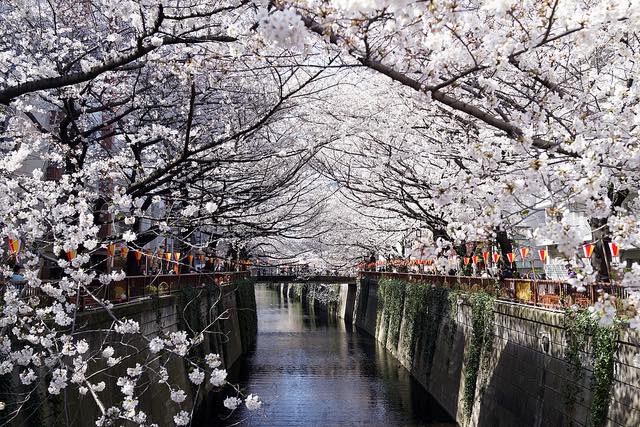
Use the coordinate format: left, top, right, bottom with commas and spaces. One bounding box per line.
201, 285, 456, 426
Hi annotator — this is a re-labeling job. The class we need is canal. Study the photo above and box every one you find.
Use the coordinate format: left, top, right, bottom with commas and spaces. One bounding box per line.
199, 284, 455, 426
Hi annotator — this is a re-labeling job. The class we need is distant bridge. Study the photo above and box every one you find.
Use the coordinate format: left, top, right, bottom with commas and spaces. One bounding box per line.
253, 274, 357, 284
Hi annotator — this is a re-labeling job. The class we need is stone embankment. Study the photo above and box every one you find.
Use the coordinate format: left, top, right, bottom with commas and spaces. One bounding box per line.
2, 279, 256, 426
285, 277, 640, 427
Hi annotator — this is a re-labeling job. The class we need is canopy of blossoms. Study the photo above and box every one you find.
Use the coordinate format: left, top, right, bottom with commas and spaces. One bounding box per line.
1, 0, 640, 424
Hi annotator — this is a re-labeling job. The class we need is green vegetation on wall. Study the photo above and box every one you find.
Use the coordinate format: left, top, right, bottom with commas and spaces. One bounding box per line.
377, 279, 407, 351
378, 279, 455, 382
563, 309, 592, 413
403, 281, 431, 359
563, 309, 618, 427
462, 292, 495, 418
406, 284, 452, 373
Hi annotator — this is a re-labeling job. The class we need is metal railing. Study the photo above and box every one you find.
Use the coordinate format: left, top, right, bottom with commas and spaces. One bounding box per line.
359, 271, 628, 311
7, 272, 251, 312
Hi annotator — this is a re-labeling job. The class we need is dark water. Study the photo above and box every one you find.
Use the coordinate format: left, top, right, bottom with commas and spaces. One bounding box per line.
199, 285, 455, 426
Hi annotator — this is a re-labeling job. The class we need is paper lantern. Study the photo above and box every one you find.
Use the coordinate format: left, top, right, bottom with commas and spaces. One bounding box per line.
519, 247, 529, 259
463, 257, 470, 265
472, 255, 479, 264
506, 252, 515, 264
164, 252, 172, 262
120, 246, 129, 258
187, 255, 193, 265
608, 242, 619, 257
582, 243, 595, 258
66, 249, 76, 261
198, 254, 205, 262
106, 244, 116, 257
538, 249, 547, 261
7, 238, 20, 254
134, 251, 142, 263
174, 252, 181, 261
492, 252, 501, 263
482, 251, 490, 263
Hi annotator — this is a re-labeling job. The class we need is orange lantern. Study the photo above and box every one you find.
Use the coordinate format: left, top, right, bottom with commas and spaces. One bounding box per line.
506, 252, 515, 264
106, 244, 116, 257
519, 247, 529, 259
492, 252, 501, 263
463, 257, 470, 265
582, 243, 595, 258
482, 251, 490, 264
66, 249, 76, 261
120, 246, 129, 258
187, 255, 193, 265
198, 254, 205, 262
134, 251, 143, 264
164, 252, 172, 262
174, 252, 181, 261
472, 255, 479, 264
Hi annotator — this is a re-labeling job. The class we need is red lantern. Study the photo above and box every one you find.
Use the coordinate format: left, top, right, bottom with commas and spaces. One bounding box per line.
472, 255, 479, 264
519, 247, 529, 259
492, 252, 501, 263
538, 249, 547, 262
482, 251, 490, 263
7, 238, 20, 254
463, 257, 470, 265
506, 252, 515, 264
608, 242, 619, 257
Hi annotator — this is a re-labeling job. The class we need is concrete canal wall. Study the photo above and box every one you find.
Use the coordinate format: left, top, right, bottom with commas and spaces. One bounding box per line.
3, 279, 256, 426
294, 278, 640, 427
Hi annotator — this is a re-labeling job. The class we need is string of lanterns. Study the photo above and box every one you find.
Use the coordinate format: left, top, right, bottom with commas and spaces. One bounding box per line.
358, 241, 621, 270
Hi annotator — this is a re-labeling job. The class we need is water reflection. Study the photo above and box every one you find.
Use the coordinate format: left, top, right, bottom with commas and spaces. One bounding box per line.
197, 285, 455, 426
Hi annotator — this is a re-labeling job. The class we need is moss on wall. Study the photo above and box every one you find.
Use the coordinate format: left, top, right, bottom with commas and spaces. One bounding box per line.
461, 292, 495, 418
376, 279, 407, 351
563, 308, 618, 427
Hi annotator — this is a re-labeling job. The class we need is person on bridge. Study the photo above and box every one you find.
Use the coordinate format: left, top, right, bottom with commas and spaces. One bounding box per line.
9, 265, 25, 292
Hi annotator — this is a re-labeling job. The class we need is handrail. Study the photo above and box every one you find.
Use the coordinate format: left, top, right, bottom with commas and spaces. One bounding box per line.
358, 271, 628, 311
6, 271, 251, 312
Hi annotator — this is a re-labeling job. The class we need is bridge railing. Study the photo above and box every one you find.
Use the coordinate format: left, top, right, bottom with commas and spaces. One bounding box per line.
7, 271, 250, 311
359, 271, 629, 310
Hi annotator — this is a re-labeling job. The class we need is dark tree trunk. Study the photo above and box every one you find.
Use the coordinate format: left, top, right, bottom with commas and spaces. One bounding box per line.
588, 189, 628, 282
589, 217, 611, 281
496, 230, 515, 271
125, 251, 142, 276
